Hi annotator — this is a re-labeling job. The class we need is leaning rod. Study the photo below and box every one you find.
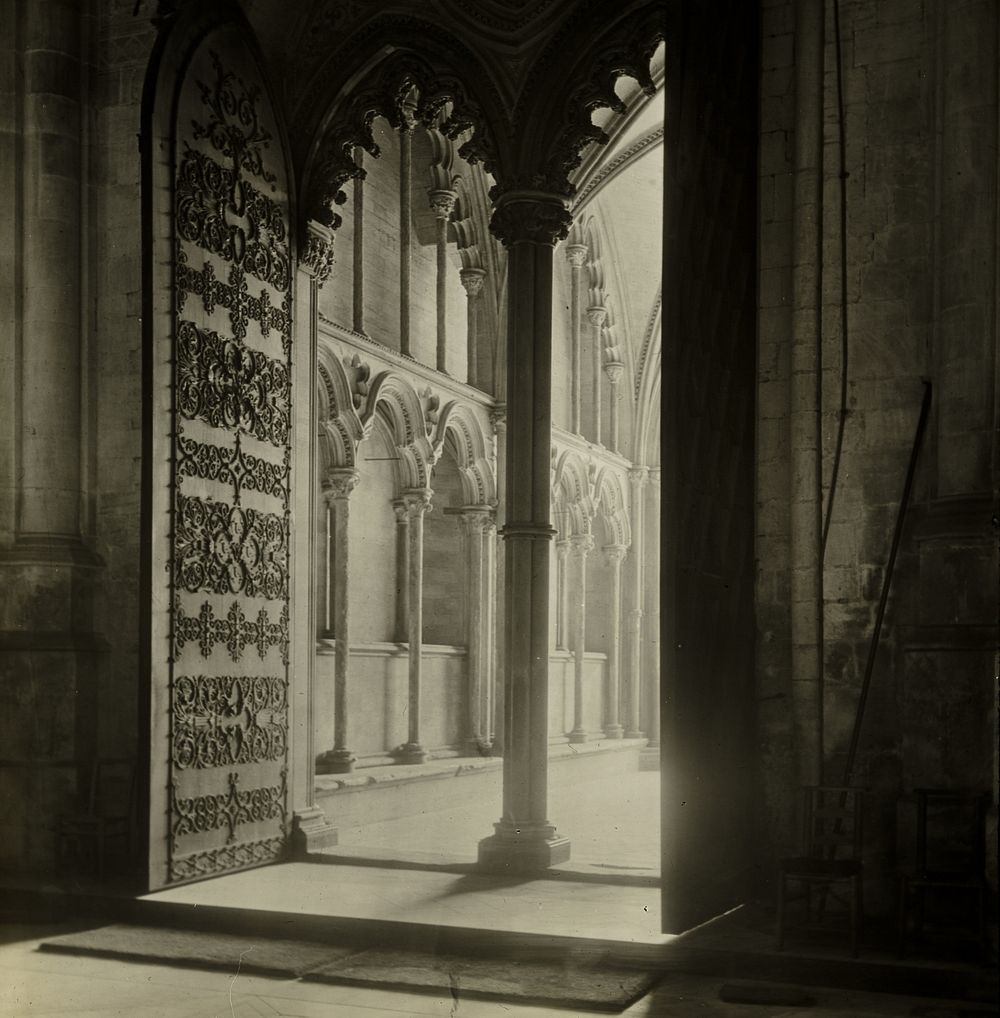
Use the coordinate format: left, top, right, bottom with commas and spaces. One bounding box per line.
841, 380, 933, 787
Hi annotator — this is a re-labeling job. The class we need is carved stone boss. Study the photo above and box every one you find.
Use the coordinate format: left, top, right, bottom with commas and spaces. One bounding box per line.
166, 43, 292, 881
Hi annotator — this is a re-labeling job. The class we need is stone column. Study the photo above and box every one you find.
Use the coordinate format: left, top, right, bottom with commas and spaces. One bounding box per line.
18, 0, 85, 542
568, 531, 594, 744
460, 267, 487, 387
565, 244, 588, 435
605, 361, 625, 455
555, 538, 571, 650
478, 192, 572, 872
460, 506, 491, 754
352, 147, 365, 335
483, 513, 498, 750
646, 468, 662, 748
316, 469, 360, 774
430, 189, 458, 373
392, 499, 410, 642
489, 406, 507, 752
586, 306, 607, 446
290, 221, 339, 853
604, 544, 627, 739
396, 489, 431, 763
625, 466, 648, 739
399, 113, 415, 357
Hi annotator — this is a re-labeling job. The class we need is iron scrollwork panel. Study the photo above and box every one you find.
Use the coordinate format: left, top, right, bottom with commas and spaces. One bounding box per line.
163, 32, 292, 882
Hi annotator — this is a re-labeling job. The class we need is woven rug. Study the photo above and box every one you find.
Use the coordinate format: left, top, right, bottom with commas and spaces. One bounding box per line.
40, 924, 660, 1011
301, 946, 660, 1011
39, 924, 351, 978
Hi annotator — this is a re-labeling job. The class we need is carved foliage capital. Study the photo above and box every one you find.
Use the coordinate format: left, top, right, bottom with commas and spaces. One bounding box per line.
603, 361, 625, 385
570, 531, 595, 557
564, 243, 588, 268
323, 469, 359, 502
628, 465, 650, 489
301, 220, 335, 284
490, 194, 572, 248
398, 489, 433, 518
459, 266, 487, 298
428, 188, 458, 219
489, 404, 507, 433
585, 305, 607, 328
604, 543, 628, 565
458, 505, 493, 533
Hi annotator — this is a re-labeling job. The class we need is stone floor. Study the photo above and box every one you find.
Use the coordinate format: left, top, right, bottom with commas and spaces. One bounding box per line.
0, 920, 985, 1018
327, 759, 661, 875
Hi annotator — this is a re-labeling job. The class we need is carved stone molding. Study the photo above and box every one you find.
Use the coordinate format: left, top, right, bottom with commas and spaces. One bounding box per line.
490, 192, 572, 247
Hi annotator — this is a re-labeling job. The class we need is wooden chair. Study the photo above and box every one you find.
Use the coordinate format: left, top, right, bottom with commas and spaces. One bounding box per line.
897, 789, 989, 960
57, 757, 135, 879
776, 786, 864, 957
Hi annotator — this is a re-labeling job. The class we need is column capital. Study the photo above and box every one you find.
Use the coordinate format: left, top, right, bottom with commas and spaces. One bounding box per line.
489, 404, 507, 433
459, 266, 487, 298
604, 543, 628, 564
585, 305, 608, 328
457, 505, 493, 532
397, 489, 433, 517
628, 465, 650, 487
564, 242, 588, 268
322, 468, 359, 502
490, 191, 572, 248
604, 360, 625, 384
301, 219, 335, 285
570, 531, 595, 556
429, 188, 458, 220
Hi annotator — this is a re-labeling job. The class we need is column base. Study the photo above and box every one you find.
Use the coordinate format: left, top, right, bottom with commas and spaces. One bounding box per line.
567, 729, 590, 744
391, 742, 427, 765
464, 737, 492, 757
315, 749, 356, 774
289, 806, 339, 856
477, 820, 571, 874
603, 724, 625, 740
624, 727, 644, 740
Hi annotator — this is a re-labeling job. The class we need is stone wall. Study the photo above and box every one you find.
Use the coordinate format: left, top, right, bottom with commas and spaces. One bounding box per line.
756, 0, 999, 905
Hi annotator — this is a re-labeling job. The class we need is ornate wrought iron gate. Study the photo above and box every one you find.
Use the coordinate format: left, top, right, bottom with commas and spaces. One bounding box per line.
146, 20, 293, 887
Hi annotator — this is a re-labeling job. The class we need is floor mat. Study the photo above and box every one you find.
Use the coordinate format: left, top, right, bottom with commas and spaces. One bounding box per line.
301, 946, 661, 1012
38, 924, 352, 978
